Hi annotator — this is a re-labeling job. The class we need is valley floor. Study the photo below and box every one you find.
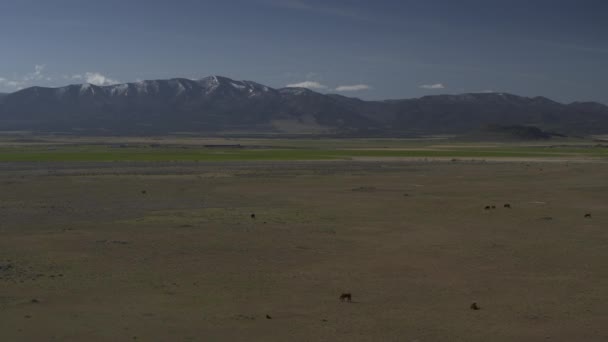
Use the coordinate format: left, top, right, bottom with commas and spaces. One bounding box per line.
0, 157, 607, 341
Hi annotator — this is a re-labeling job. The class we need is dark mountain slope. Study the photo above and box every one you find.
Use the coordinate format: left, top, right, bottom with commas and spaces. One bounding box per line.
0, 76, 607, 136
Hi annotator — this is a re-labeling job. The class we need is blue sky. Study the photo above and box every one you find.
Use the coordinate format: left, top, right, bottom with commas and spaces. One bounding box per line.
0, 0, 607, 103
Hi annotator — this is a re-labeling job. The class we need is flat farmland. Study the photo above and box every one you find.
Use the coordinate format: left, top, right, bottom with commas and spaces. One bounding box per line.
0, 137, 607, 162
0, 139, 607, 341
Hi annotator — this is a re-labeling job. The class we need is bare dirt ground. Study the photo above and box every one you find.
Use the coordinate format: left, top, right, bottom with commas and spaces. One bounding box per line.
0, 160, 607, 341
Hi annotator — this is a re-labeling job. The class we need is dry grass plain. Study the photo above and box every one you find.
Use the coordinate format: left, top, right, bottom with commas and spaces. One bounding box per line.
0, 158, 607, 341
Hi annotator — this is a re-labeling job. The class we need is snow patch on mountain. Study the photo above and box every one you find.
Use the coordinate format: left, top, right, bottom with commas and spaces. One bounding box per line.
111, 84, 129, 96
79, 83, 95, 95
198, 76, 222, 94
279, 87, 311, 96
231, 82, 246, 90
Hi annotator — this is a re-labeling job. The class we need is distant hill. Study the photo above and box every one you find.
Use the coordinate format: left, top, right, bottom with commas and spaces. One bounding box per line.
0, 75, 607, 136
474, 124, 568, 140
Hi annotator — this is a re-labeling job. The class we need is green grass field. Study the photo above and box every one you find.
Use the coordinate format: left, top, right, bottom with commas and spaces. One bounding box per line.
0, 142, 607, 162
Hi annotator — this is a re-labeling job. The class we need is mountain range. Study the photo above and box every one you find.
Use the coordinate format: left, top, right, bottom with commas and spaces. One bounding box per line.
1, 75, 607, 136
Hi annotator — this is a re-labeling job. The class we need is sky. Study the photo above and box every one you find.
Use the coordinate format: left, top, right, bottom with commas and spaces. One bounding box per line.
0, 0, 607, 103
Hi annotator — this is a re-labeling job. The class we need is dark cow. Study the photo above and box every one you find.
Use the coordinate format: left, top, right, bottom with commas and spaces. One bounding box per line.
470, 302, 480, 310
251, 213, 256, 219
339, 293, 352, 302
484, 206, 491, 210
504, 204, 511, 208
585, 213, 592, 218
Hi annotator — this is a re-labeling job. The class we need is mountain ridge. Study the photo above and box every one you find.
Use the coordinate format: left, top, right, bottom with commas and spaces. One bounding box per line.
1, 75, 607, 136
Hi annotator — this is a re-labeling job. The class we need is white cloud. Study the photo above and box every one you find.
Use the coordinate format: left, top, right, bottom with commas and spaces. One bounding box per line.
0, 64, 51, 90
335, 84, 371, 92
419, 83, 445, 89
286, 81, 328, 90
63, 72, 121, 86
23, 64, 46, 82
0, 66, 121, 91
0, 78, 23, 89
0, 76, 21, 89
84, 72, 120, 86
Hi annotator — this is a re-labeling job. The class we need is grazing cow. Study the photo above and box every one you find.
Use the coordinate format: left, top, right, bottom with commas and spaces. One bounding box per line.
585, 213, 592, 218
470, 302, 480, 310
251, 213, 256, 219
504, 204, 511, 208
339, 293, 352, 302
484, 206, 491, 210
265, 314, 272, 319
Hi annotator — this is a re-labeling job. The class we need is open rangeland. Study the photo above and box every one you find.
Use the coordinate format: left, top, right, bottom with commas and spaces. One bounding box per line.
0, 140, 607, 341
